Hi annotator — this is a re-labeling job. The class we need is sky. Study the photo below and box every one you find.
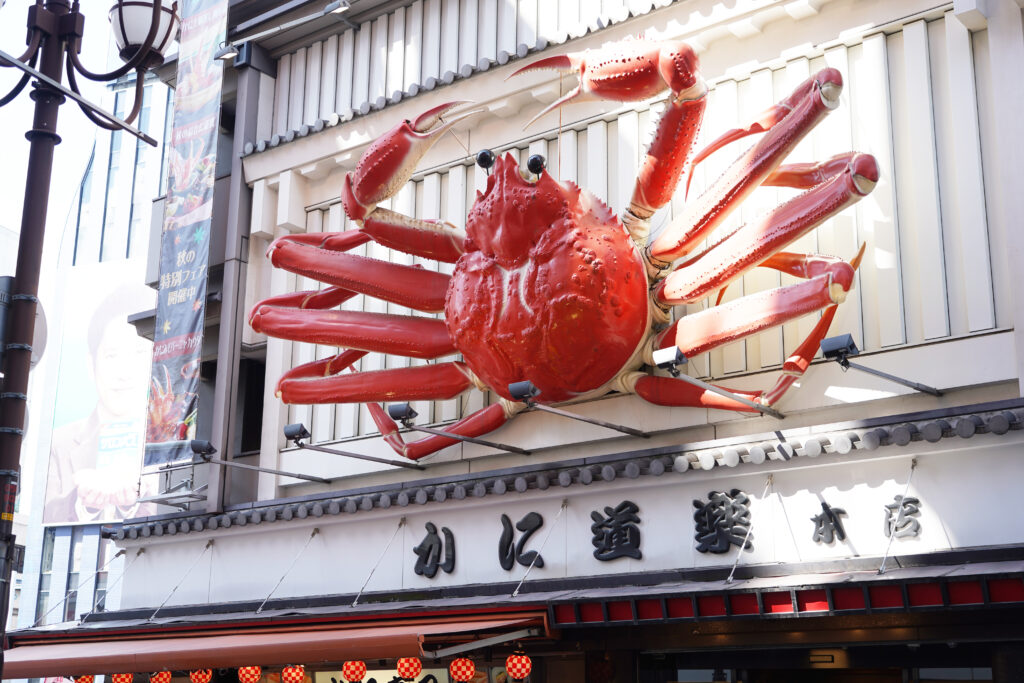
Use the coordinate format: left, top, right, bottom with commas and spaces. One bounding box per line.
0, 0, 114, 251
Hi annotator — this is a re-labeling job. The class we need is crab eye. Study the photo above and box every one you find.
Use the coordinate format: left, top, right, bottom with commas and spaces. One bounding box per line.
476, 149, 495, 170
527, 154, 546, 175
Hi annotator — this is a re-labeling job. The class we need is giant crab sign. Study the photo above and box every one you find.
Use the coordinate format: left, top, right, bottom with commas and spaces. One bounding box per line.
250, 37, 879, 460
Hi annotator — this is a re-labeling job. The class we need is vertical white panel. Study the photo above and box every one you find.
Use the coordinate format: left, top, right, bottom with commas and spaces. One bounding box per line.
370, 15, 389, 104
580, 0, 601, 30
555, 128, 578, 184
817, 46, 865, 353
352, 25, 371, 107
288, 47, 305, 131
273, 54, 291, 136
256, 73, 276, 141
743, 69, 784, 369
422, 0, 442, 81
440, 165, 467, 422
943, 15, 995, 332
615, 110, 640, 222
321, 35, 339, 119
460, 0, 479, 69
706, 79, 745, 375
440, 0, 460, 75
334, 210, 361, 439
498, 0, 517, 56
536, 0, 557, 41
518, 0, 537, 49
414, 174, 444, 424
895, 22, 949, 341
289, 211, 318, 438
308, 211, 336, 443
479, 0, 498, 62
850, 34, 905, 349
586, 120, 608, 204
388, 8, 406, 98
304, 42, 322, 126
558, 0, 578, 37
336, 29, 355, 112
404, 1, 423, 91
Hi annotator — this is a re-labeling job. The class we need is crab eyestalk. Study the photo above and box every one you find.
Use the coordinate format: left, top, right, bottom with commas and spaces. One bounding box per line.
341, 102, 483, 221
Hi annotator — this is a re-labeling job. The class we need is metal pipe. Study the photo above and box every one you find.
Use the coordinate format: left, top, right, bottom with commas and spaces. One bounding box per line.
405, 423, 532, 455
667, 373, 786, 420
844, 360, 943, 397
202, 456, 333, 484
0, 3, 69, 674
529, 403, 651, 438
296, 441, 426, 470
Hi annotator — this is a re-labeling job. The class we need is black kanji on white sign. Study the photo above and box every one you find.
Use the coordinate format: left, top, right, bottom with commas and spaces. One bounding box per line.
498, 511, 544, 570
884, 495, 921, 538
693, 489, 753, 554
413, 522, 455, 578
591, 500, 642, 561
811, 501, 848, 544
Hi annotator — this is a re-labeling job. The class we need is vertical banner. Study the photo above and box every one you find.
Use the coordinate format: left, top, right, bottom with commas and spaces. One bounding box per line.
144, 0, 228, 469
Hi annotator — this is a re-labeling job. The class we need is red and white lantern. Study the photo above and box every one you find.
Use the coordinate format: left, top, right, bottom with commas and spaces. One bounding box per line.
395, 657, 422, 680
151, 671, 172, 683
75, 676, 95, 683
111, 674, 134, 683
505, 653, 532, 681
341, 661, 366, 682
281, 664, 305, 683
190, 670, 212, 683
448, 658, 476, 682
237, 666, 262, 683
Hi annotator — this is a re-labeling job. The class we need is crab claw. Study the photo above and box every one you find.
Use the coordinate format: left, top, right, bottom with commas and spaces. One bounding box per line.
511, 40, 702, 128
341, 101, 482, 221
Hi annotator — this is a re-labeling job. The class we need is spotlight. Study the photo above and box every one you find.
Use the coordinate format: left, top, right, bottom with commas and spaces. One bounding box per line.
325, 0, 350, 13
386, 402, 418, 424
820, 334, 858, 367
652, 346, 687, 377
213, 42, 238, 61
508, 380, 541, 402
820, 334, 941, 396
283, 423, 312, 444
190, 440, 217, 456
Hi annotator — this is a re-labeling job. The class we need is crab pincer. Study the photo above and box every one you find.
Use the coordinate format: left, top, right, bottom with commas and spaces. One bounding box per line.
341, 101, 482, 221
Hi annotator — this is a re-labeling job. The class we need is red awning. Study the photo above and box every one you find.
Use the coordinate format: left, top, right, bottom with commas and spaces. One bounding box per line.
3, 614, 545, 679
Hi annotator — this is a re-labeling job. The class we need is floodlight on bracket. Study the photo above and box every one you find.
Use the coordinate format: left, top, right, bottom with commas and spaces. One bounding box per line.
507, 381, 650, 438
820, 335, 942, 397
218, 0, 353, 65
178, 440, 334, 484
386, 403, 532, 455
284, 424, 426, 471
136, 481, 208, 511
651, 347, 786, 420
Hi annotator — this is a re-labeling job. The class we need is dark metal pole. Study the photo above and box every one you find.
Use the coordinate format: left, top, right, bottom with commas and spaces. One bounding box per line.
0, 0, 69, 674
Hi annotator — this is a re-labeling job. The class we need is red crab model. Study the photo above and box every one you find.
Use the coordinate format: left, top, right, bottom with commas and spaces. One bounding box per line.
250, 37, 879, 460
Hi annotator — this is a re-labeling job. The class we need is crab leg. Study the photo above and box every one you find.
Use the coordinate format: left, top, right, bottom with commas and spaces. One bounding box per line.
277, 361, 476, 405
655, 152, 877, 305
635, 304, 840, 411
341, 102, 480, 261
250, 307, 456, 360
368, 402, 512, 460
650, 68, 844, 264
267, 236, 450, 313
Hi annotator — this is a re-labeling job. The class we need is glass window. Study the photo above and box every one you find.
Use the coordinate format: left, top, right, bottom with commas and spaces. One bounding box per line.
99, 91, 126, 262
127, 84, 154, 259
62, 526, 84, 621
33, 528, 56, 622
93, 537, 113, 613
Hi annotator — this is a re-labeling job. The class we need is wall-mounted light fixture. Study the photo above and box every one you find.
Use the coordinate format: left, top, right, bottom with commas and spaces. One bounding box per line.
184, 440, 333, 483
821, 335, 942, 396
507, 381, 650, 439
215, 1, 351, 64
386, 403, 531, 455
284, 423, 426, 471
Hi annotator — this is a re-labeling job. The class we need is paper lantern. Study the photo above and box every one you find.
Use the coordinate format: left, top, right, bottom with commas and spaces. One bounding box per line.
238, 666, 262, 683
281, 665, 305, 683
505, 653, 532, 681
75, 676, 95, 683
112, 674, 134, 683
341, 661, 366, 682
395, 657, 422, 680
151, 672, 172, 683
190, 670, 212, 683
448, 658, 475, 682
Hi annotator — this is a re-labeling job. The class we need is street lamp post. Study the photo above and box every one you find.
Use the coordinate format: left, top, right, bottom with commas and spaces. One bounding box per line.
0, 0, 178, 673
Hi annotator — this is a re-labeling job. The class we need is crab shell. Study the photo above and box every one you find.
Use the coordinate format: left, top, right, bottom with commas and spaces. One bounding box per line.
445, 153, 650, 403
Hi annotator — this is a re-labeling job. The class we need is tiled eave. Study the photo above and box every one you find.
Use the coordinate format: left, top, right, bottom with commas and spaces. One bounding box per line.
110, 398, 1024, 540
